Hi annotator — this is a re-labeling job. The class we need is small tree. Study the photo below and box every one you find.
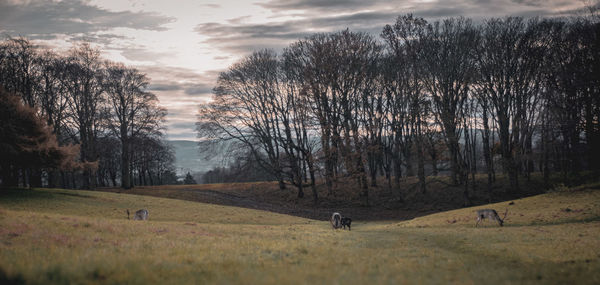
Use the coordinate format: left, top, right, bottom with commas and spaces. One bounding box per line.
183, 172, 197, 185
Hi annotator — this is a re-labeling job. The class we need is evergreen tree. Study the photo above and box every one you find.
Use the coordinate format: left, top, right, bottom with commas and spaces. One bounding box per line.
183, 172, 196, 185
0, 89, 80, 187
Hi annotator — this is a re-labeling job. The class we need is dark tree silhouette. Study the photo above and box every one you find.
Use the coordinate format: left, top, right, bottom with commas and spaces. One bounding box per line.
183, 172, 197, 185
0, 38, 174, 189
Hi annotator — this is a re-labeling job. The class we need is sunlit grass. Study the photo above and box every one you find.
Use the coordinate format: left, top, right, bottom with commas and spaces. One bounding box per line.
398, 182, 600, 228
0, 186, 599, 284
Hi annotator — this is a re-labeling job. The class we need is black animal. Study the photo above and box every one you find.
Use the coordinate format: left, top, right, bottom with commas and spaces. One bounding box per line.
341, 217, 352, 231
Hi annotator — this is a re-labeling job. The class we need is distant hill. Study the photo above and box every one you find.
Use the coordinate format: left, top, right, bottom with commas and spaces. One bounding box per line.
167, 140, 225, 175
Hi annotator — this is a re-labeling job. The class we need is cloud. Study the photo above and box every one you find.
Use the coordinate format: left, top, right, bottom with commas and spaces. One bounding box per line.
147, 81, 215, 96
0, 0, 175, 38
147, 83, 182, 91
160, 99, 206, 141
184, 83, 213, 95
510, 0, 546, 6
142, 65, 217, 83
136, 65, 217, 141
257, 0, 587, 19
202, 3, 221, 9
195, 22, 307, 41
213, 55, 231, 60
68, 33, 130, 45
195, 0, 586, 56
259, 0, 584, 15
194, 11, 392, 55
120, 47, 171, 62
257, 0, 389, 13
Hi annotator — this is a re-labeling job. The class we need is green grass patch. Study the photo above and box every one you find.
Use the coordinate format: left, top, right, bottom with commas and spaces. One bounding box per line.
0, 186, 599, 284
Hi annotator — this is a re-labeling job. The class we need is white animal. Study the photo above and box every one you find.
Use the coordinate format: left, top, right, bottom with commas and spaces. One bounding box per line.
127, 209, 149, 221
331, 212, 342, 229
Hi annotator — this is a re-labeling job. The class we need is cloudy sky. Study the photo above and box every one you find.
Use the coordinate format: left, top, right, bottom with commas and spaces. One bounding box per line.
0, 0, 590, 141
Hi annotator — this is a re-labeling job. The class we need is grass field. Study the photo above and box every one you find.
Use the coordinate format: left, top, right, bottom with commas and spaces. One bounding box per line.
0, 184, 599, 284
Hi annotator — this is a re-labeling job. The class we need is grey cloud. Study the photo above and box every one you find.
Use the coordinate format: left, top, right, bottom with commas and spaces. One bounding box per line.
163, 103, 206, 141
0, 0, 175, 38
164, 119, 199, 140
68, 33, 130, 45
147, 81, 213, 97
142, 66, 216, 83
194, 11, 392, 55
147, 83, 182, 91
120, 47, 171, 62
258, 0, 390, 12
151, 86, 212, 141
414, 7, 466, 18
169, 122, 198, 130
165, 132, 198, 141
549, 1, 600, 17
139, 66, 217, 98
196, 11, 400, 43
203, 3, 221, 9
511, 0, 546, 6
18, 34, 59, 41
184, 84, 213, 96
227, 16, 252, 24
260, 0, 584, 14
195, 22, 308, 40
196, 0, 585, 56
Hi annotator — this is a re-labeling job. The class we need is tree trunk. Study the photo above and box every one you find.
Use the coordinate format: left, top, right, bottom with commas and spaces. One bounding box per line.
481, 107, 493, 202
1, 164, 18, 188
308, 161, 318, 205
416, 136, 426, 194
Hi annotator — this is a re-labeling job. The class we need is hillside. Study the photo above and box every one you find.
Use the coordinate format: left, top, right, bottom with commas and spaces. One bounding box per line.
1, 185, 599, 284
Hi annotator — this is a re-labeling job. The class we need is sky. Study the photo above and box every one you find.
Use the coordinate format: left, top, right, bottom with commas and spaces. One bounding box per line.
0, 0, 591, 141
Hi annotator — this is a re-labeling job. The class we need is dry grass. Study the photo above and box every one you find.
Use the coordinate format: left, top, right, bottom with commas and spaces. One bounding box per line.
399, 182, 600, 228
0, 188, 306, 225
0, 185, 599, 284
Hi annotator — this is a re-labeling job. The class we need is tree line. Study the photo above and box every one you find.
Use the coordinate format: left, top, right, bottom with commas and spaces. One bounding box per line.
197, 14, 600, 205
0, 38, 176, 189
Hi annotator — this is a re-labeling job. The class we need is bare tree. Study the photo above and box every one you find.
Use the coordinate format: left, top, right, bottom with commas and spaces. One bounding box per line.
284, 30, 381, 204
103, 62, 165, 189
198, 50, 288, 190
283, 34, 341, 196
420, 18, 479, 196
478, 17, 548, 193
0, 37, 38, 107
382, 14, 430, 194
60, 43, 105, 189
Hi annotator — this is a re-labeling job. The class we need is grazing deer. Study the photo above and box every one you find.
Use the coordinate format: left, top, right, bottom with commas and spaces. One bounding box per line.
331, 212, 342, 229
475, 208, 508, 227
127, 209, 149, 221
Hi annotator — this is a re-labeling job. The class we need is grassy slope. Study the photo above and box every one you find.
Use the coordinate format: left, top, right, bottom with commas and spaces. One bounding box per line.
0, 186, 599, 284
